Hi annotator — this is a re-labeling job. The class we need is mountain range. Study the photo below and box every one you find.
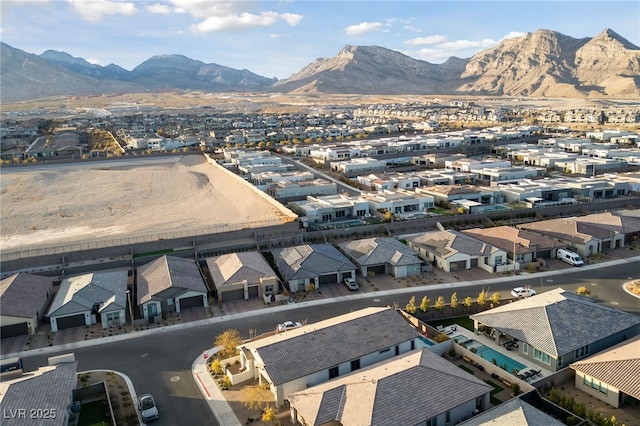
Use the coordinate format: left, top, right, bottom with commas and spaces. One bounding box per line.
1, 28, 639, 103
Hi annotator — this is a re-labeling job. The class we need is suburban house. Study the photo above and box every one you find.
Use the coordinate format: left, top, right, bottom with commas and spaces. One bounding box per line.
47, 269, 128, 332
461, 226, 560, 265
1, 273, 52, 337
233, 307, 426, 407
205, 251, 279, 302
570, 335, 640, 408
470, 288, 640, 372
405, 229, 509, 273
0, 357, 77, 426
271, 244, 356, 292
517, 212, 640, 257
337, 237, 427, 278
136, 255, 209, 322
287, 348, 492, 426
458, 397, 565, 426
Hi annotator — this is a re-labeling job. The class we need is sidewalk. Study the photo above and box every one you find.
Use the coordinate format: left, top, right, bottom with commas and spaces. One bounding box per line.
3, 254, 639, 425
192, 347, 242, 426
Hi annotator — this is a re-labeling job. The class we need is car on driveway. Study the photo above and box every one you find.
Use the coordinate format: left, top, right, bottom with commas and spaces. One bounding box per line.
138, 393, 159, 422
511, 287, 536, 298
344, 277, 358, 291
277, 320, 302, 331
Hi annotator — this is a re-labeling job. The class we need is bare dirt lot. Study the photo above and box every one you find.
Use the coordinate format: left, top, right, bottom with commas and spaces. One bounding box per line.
0, 154, 294, 251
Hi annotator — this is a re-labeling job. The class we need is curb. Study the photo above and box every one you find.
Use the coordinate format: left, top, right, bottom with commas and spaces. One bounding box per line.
3, 255, 640, 361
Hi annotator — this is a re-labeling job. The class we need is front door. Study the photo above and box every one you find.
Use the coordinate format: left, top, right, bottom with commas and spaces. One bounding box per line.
148, 303, 158, 322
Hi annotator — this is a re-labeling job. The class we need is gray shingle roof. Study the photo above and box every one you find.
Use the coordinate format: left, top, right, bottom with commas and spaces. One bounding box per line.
338, 237, 422, 267
406, 230, 495, 258
272, 244, 356, 281
137, 255, 207, 303
0, 273, 51, 319
288, 348, 492, 426
206, 252, 276, 288
459, 398, 565, 426
242, 307, 420, 386
471, 288, 640, 357
47, 270, 127, 317
570, 335, 640, 400
0, 361, 77, 426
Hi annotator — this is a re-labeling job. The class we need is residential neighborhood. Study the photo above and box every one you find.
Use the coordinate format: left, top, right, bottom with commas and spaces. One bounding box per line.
2, 99, 640, 426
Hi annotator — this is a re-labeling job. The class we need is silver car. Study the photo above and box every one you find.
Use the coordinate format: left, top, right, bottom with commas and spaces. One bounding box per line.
138, 393, 159, 422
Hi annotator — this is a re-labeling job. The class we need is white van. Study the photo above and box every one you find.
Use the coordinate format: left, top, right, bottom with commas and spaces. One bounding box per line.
556, 248, 585, 267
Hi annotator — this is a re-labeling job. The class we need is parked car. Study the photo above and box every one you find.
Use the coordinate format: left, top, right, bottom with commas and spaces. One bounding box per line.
138, 393, 159, 422
344, 277, 358, 291
511, 287, 536, 298
277, 320, 302, 331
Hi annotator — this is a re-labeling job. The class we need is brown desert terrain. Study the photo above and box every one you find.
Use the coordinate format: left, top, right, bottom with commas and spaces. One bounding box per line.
0, 154, 294, 252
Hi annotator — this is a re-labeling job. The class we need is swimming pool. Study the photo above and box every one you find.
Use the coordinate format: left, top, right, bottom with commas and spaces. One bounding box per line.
417, 335, 436, 347
462, 339, 526, 373
451, 334, 470, 344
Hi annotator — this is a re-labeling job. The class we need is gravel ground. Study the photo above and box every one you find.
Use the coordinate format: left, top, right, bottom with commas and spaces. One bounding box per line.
0, 154, 292, 251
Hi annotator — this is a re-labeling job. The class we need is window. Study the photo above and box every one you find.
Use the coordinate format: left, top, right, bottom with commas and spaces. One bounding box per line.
522, 343, 529, 355
329, 367, 339, 379
557, 356, 563, 368
534, 349, 551, 365
575, 345, 590, 360
106, 312, 120, 323
583, 375, 592, 387
351, 360, 360, 372
167, 298, 174, 306
426, 417, 437, 426
599, 383, 607, 394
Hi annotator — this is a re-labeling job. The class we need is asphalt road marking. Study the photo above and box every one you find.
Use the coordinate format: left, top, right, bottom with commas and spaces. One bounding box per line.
170, 376, 180, 382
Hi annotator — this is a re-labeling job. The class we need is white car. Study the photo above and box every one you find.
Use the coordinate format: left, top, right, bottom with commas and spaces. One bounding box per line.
277, 320, 302, 331
138, 393, 159, 422
344, 277, 358, 291
511, 287, 536, 298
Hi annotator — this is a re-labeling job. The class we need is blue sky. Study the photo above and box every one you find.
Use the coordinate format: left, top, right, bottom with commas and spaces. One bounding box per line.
1, 1, 639, 79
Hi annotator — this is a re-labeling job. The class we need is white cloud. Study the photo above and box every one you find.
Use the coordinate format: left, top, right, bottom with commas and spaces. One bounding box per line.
167, 0, 301, 33
147, 3, 173, 14
345, 21, 383, 36
193, 11, 302, 33
67, 0, 137, 22
502, 31, 526, 40
404, 35, 448, 46
405, 31, 527, 63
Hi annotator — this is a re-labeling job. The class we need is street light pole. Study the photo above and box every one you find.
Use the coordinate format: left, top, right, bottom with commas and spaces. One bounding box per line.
126, 290, 134, 332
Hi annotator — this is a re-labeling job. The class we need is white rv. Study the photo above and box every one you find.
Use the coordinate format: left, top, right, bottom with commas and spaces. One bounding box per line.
556, 248, 585, 267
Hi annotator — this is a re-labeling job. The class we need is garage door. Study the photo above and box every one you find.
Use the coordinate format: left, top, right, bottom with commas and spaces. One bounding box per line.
1, 322, 29, 338
319, 273, 338, 285
535, 250, 551, 259
178, 295, 204, 310
450, 260, 467, 271
221, 288, 244, 302
248, 286, 259, 298
470, 259, 478, 268
368, 265, 386, 275
56, 314, 86, 330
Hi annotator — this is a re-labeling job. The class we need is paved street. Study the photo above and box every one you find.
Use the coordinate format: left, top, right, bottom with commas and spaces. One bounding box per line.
4, 254, 639, 426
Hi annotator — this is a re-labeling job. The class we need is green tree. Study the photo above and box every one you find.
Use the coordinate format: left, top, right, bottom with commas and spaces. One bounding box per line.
405, 296, 417, 314
420, 296, 430, 313
450, 292, 458, 309
490, 292, 501, 305
434, 296, 445, 312
214, 329, 242, 359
